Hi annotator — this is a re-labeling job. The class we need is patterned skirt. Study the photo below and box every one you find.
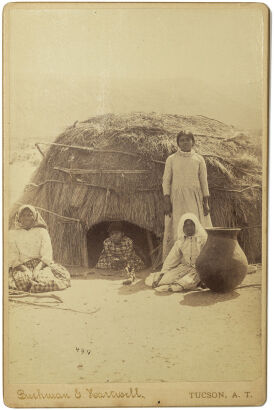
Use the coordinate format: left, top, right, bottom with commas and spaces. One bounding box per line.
96, 251, 145, 272
9, 259, 71, 293
145, 263, 200, 291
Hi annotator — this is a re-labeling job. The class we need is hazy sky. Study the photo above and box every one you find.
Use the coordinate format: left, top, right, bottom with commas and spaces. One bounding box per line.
5, 4, 266, 143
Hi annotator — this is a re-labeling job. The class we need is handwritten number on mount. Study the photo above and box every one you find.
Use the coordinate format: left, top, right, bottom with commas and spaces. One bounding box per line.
75, 347, 92, 356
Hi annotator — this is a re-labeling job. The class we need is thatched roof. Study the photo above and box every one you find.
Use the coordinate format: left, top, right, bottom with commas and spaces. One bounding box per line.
13, 112, 262, 265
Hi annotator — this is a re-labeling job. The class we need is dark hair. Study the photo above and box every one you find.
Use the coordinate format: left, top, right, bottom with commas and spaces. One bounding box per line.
176, 131, 195, 146
108, 221, 123, 233
184, 219, 195, 226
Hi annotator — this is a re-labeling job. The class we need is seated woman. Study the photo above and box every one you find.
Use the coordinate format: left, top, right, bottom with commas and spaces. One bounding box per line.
95, 221, 145, 274
8, 205, 71, 293
145, 213, 207, 292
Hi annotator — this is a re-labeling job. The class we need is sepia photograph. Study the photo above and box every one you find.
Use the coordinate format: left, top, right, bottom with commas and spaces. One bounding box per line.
3, 2, 268, 407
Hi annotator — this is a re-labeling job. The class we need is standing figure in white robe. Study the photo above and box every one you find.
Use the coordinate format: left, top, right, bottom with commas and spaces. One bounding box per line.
162, 130, 212, 259
145, 213, 207, 292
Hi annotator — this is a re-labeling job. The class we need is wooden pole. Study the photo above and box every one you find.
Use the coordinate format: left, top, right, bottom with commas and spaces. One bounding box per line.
146, 230, 154, 265
35, 143, 45, 157
37, 141, 166, 164
54, 167, 152, 175
15, 201, 81, 223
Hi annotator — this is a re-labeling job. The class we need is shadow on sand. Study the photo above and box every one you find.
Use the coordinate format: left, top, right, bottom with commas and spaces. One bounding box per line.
118, 269, 152, 294
118, 279, 150, 295
73, 268, 153, 294
74, 269, 124, 281
180, 289, 240, 307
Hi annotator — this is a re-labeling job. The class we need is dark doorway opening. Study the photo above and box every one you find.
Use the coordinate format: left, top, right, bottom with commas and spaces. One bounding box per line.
86, 221, 160, 268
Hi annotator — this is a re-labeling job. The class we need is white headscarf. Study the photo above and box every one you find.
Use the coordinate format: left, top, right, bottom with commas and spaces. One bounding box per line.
177, 212, 207, 243
15, 204, 47, 230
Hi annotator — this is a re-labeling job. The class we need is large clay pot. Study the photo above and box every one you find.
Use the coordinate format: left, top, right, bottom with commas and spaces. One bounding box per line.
196, 228, 248, 292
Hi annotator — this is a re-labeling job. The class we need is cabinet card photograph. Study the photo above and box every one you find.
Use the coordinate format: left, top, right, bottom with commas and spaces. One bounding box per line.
3, 2, 268, 407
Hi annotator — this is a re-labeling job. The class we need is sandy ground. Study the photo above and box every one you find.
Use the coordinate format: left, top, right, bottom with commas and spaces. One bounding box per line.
8, 267, 262, 384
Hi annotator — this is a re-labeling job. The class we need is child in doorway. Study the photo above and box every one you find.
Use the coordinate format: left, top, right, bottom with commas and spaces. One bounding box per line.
96, 221, 145, 280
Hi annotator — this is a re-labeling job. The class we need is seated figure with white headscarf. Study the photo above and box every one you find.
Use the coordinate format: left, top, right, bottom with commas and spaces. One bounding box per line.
145, 213, 207, 292
8, 204, 71, 293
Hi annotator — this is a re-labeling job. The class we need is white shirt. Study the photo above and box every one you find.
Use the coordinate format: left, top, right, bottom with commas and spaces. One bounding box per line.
162, 150, 210, 197
162, 235, 206, 271
8, 228, 53, 268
